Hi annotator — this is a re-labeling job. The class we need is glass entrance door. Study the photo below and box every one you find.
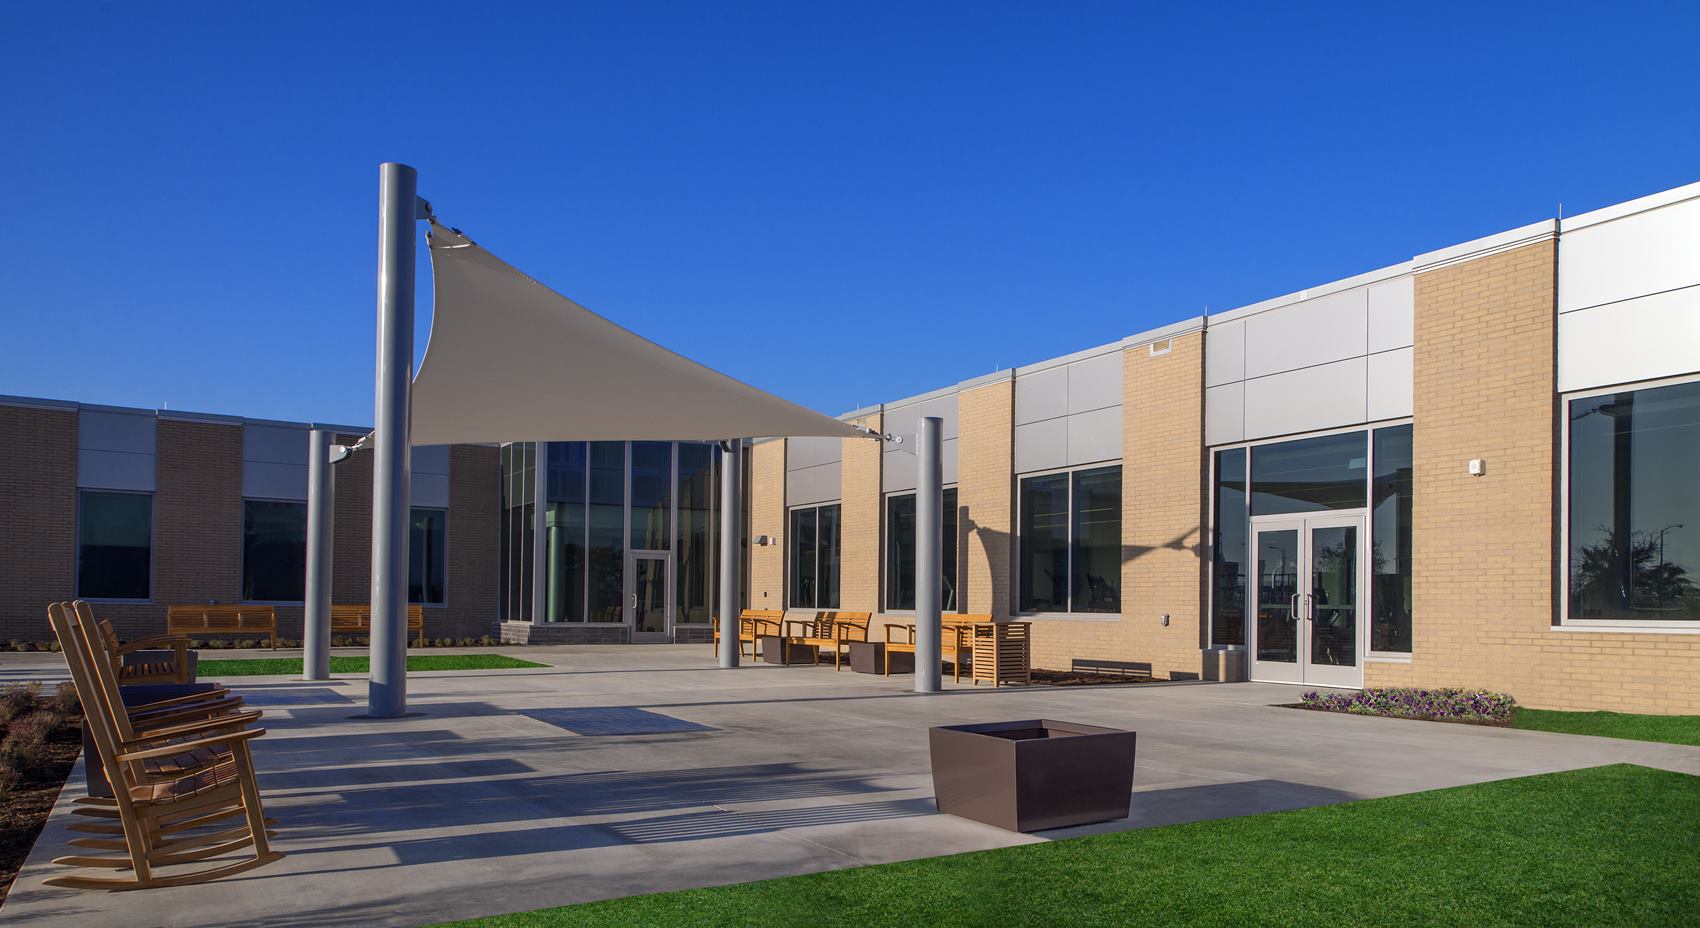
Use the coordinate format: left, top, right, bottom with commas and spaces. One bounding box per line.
1249, 513, 1365, 687
629, 552, 671, 642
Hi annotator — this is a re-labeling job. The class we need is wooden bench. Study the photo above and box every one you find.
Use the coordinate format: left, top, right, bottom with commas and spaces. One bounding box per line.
710, 609, 785, 657
882, 613, 986, 683
783, 611, 871, 670
166, 604, 279, 650
331, 604, 426, 644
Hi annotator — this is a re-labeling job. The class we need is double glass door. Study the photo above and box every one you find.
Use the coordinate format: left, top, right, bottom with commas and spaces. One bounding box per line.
628, 552, 672, 642
1250, 514, 1365, 687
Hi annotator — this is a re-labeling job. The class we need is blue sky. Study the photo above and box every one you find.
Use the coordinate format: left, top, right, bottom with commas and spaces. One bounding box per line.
2, 2, 1697, 426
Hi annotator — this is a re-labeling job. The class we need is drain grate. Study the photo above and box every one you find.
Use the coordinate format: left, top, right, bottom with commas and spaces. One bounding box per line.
521, 707, 716, 736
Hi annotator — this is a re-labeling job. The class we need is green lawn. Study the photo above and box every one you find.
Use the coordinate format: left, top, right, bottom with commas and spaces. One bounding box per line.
436, 764, 1699, 928
1512, 708, 1700, 746
197, 654, 548, 676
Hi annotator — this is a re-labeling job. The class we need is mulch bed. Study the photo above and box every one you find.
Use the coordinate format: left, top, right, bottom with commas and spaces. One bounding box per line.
1031, 669, 1155, 687
0, 716, 81, 905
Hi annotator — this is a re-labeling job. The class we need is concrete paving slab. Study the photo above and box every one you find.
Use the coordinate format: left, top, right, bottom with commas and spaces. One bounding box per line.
2, 644, 1697, 928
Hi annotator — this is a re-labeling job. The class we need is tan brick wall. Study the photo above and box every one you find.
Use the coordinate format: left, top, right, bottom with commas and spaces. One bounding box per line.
748, 440, 787, 611
1026, 334, 1208, 679
839, 412, 882, 612
1377, 238, 1700, 714
957, 380, 1013, 619
0, 405, 77, 643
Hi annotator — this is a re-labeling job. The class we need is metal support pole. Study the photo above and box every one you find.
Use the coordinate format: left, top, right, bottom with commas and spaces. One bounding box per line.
915, 417, 943, 693
717, 440, 743, 668
368, 162, 417, 717
304, 430, 335, 681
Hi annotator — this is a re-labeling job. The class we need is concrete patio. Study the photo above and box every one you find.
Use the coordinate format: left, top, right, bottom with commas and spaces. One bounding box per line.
4, 645, 1699, 928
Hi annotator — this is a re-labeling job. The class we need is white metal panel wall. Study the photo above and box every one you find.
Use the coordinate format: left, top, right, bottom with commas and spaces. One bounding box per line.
412, 445, 451, 509
1206, 271, 1413, 444
883, 393, 959, 493
1558, 195, 1700, 392
242, 424, 308, 500
77, 410, 157, 492
1013, 351, 1123, 473
786, 459, 841, 507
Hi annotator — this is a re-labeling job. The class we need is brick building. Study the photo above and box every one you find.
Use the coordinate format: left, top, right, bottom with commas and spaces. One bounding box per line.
3, 180, 1698, 713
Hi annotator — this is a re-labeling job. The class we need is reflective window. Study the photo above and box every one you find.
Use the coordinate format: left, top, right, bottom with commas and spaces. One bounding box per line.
242, 500, 307, 602
676, 444, 714, 624
499, 443, 536, 621
77, 491, 151, 600
1019, 466, 1120, 614
630, 442, 672, 550
1568, 381, 1700, 622
1250, 432, 1367, 515
586, 441, 625, 622
885, 488, 959, 611
789, 503, 840, 609
543, 442, 586, 622
1371, 426, 1413, 650
409, 508, 447, 605
1211, 449, 1248, 646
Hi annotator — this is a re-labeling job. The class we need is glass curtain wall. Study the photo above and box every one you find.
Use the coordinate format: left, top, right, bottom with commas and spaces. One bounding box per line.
587, 442, 626, 622
499, 443, 536, 621
1211, 449, 1248, 646
630, 442, 672, 551
677, 444, 714, 624
1371, 426, 1413, 649
1568, 380, 1700, 623
543, 443, 586, 621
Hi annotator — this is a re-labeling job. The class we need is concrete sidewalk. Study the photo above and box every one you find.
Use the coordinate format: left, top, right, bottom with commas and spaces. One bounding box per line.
3, 645, 1697, 928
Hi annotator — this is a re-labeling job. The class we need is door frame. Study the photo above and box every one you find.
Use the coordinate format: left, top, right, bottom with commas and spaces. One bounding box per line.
1249, 511, 1367, 688
627, 550, 672, 642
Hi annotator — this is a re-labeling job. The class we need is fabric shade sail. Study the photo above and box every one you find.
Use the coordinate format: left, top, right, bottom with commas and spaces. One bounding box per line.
410, 223, 866, 446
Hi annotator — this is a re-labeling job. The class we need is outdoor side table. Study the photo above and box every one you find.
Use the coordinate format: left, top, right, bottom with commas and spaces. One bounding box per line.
848, 641, 913, 674
759, 635, 817, 665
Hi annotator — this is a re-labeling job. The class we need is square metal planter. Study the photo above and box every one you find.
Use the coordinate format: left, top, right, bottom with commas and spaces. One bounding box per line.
758, 635, 817, 665
929, 719, 1136, 832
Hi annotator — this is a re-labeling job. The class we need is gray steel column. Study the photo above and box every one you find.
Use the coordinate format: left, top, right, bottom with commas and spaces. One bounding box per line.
304, 430, 335, 681
717, 440, 742, 668
368, 162, 417, 717
915, 417, 943, 693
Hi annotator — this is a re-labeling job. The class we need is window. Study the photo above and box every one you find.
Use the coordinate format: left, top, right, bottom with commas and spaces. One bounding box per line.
543, 442, 586, 621
789, 503, 841, 609
409, 508, 447, 605
242, 500, 307, 602
500, 443, 537, 621
1371, 426, 1413, 650
1018, 465, 1121, 614
1249, 431, 1367, 515
630, 441, 672, 550
586, 441, 626, 622
77, 491, 151, 600
1567, 380, 1700, 624
1211, 449, 1247, 646
676, 443, 714, 624
885, 488, 959, 611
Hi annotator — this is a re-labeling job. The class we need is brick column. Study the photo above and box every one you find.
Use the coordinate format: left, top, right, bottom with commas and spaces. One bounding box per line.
446, 445, 500, 639
0, 405, 77, 643
148, 419, 244, 638
957, 379, 1013, 618
838, 412, 882, 612
748, 439, 786, 610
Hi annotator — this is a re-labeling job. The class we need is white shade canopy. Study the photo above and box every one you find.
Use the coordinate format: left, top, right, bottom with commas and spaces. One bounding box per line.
410, 223, 867, 446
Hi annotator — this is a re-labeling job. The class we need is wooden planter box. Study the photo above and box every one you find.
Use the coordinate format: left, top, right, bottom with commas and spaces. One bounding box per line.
969, 621, 1031, 686
929, 719, 1136, 832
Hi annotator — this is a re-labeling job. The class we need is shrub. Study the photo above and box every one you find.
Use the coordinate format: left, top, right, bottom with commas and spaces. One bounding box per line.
1300, 687, 1516, 724
0, 711, 60, 778
46, 682, 80, 718
0, 765, 21, 795
0, 683, 41, 726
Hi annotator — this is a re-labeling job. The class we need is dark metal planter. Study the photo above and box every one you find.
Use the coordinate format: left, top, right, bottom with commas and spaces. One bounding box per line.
929, 719, 1136, 832
758, 636, 817, 665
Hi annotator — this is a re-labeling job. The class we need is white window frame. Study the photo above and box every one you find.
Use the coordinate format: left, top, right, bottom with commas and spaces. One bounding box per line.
1203, 418, 1415, 660
1559, 372, 1700, 632
1014, 462, 1123, 619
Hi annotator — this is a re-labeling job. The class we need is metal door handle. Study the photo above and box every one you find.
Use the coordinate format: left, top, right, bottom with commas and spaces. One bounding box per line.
631, 592, 638, 609
1289, 593, 1299, 618
1305, 593, 1314, 621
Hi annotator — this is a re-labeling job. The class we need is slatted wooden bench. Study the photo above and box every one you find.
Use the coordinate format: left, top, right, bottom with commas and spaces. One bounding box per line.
331, 604, 426, 644
783, 611, 871, 670
710, 609, 785, 657
166, 605, 279, 650
882, 613, 986, 683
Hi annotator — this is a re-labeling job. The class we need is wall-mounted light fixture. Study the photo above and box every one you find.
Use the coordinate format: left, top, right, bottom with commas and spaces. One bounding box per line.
1468, 458, 1487, 477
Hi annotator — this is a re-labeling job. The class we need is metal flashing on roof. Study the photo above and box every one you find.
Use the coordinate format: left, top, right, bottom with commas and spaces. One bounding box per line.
1123, 315, 1205, 348
1013, 338, 1126, 377
957, 368, 1016, 391
1560, 179, 1700, 233
1207, 260, 1415, 325
1412, 219, 1557, 273
836, 405, 883, 423
882, 382, 960, 411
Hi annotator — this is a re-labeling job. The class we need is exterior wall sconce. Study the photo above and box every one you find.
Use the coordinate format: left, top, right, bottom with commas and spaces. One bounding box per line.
1468, 458, 1487, 477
